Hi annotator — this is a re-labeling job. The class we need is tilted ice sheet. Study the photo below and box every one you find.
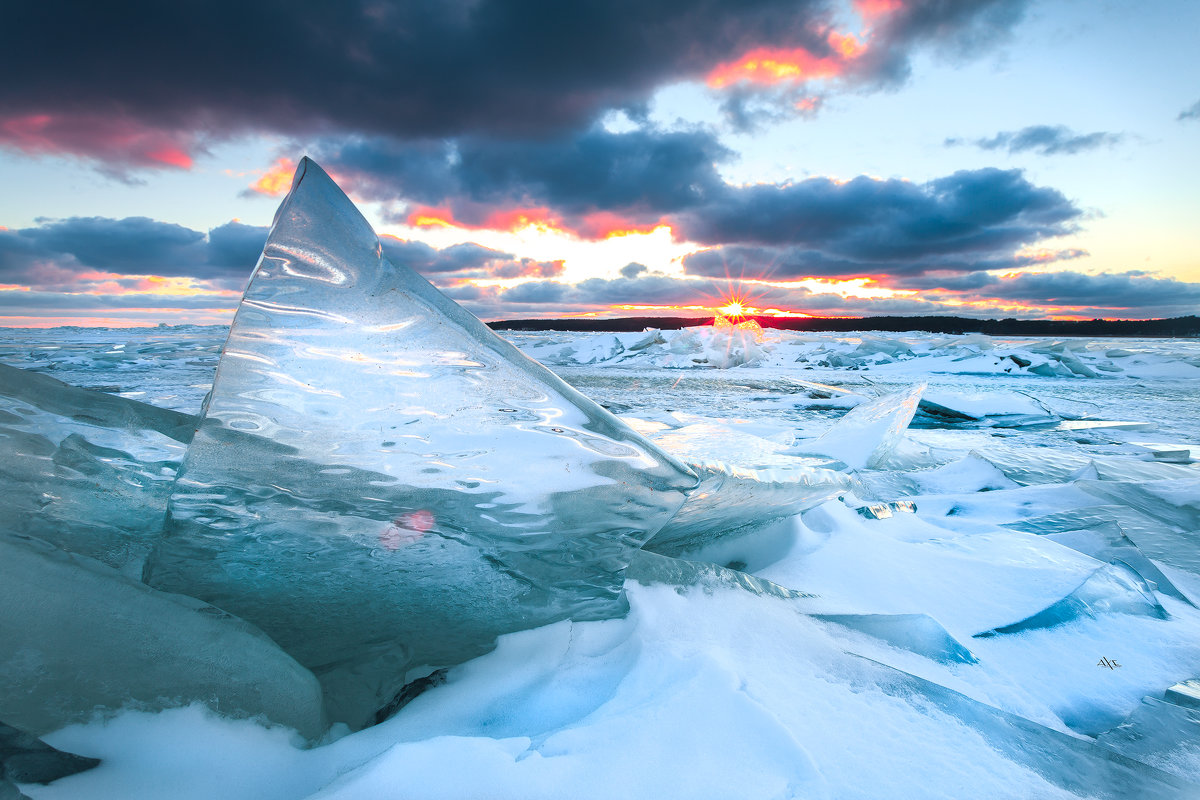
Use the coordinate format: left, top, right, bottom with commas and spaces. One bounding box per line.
974, 562, 1168, 638
142, 160, 696, 729
641, 421, 852, 556
0, 362, 194, 574
791, 383, 925, 470
0, 532, 325, 740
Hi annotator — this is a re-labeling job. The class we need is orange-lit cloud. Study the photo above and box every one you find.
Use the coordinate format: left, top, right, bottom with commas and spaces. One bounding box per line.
407, 205, 563, 233
706, 31, 866, 88
250, 157, 296, 196
406, 204, 668, 242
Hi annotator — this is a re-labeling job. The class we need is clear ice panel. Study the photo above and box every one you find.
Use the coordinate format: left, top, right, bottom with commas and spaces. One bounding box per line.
1043, 523, 1194, 606
848, 655, 1200, 799
1077, 480, 1200, 536
643, 459, 849, 557
1005, 504, 1200, 578
0, 362, 195, 575
0, 532, 326, 740
795, 384, 925, 470
143, 159, 696, 728
625, 549, 817, 602
643, 423, 851, 556
975, 562, 1167, 638
1096, 697, 1200, 783
813, 613, 978, 664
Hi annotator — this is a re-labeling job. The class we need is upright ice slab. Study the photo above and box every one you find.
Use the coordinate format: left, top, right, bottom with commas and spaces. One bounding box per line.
143, 159, 696, 728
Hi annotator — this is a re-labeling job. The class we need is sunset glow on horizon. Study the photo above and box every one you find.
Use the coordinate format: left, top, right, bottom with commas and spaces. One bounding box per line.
1, 0, 1196, 327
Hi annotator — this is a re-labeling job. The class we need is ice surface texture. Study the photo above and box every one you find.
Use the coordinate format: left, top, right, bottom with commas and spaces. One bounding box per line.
0, 533, 325, 739
143, 159, 696, 728
0, 363, 194, 575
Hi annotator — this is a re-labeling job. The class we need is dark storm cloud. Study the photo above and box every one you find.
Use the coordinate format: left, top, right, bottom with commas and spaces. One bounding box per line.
319, 126, 731, 230
381, 239, 512, 274
677, 168, 1079, 260
683, 242, 1087, 282
0, 0, 1031, 169
0, 218, 267, 286
949, 125, 1125, 155
0, 217, 563, 292
0, 291, 237, 311
981, 271, 1200, 312
0, 0, 832, 150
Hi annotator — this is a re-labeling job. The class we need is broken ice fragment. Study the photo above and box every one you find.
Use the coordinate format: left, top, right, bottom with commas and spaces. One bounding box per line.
143, 158, 696, 729
0, 362, 195, 575
1096, 697, 1200, 781
850, 655, 1197, 799
1165, 679, 1200, 709
641, 423, 850, 557
626, 550, 817, 602
0, 720, 99, 786
1077, 479, 1200, 534
1040, 522, 1194, 606
974, 562, 1167, 638
0, 533, 326, 739
791, 383, 924, 470
854, 500, 917, 520
813, 613, 977, 664
1005, 504, 1200, 579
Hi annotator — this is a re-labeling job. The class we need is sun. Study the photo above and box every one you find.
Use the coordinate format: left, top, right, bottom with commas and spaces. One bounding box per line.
718, 301, 747, 318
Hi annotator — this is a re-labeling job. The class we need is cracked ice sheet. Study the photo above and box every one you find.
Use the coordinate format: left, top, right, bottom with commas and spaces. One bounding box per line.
755, 501, 1200, 740
29, 585, 1101, 800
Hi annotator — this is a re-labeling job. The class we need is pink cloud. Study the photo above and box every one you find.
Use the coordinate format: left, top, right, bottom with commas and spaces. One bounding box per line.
0, 112, 199, 170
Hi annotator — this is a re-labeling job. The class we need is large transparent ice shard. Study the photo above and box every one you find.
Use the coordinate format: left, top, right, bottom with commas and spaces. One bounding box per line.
1040, 523, 1194, 606
0, 533, 326, 739
791, 384, 925, 470
143, 159, 696, 728
813, 613, 978, 664
642, 423, 851, 556
974, 562, 1167, 638
0, 362, 195, 575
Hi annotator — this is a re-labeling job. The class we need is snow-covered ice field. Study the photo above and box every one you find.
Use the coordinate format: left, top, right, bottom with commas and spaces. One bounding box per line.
3, 323, 1200, 799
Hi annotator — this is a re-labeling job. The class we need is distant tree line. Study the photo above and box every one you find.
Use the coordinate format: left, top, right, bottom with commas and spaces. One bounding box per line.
489, 315, 1200, 338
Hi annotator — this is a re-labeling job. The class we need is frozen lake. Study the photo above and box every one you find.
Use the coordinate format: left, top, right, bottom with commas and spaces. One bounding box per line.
3, 323, 1200, 799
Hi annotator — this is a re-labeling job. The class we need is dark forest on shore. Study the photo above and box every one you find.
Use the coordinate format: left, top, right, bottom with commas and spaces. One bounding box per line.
489, 315, 1200, 338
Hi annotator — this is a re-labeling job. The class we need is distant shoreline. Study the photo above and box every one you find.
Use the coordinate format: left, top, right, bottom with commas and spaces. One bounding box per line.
489, 314, 1200, 338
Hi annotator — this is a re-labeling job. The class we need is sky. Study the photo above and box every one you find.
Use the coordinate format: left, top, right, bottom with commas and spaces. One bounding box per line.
1, 0, 1198, 327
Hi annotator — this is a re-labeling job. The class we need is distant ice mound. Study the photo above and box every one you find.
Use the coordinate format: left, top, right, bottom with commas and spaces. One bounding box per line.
142, 159, 697, 728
